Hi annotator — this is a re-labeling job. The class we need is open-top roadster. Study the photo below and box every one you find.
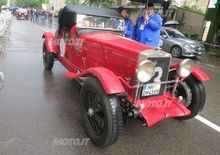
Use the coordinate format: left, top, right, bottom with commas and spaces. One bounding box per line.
42, 5, 210, 147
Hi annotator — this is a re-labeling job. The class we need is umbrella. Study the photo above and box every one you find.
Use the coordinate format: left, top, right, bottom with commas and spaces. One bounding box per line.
164, 20, 179, 25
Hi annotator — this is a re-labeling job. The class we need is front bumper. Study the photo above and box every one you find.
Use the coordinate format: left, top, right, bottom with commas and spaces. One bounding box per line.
182, 48, 205, 57
135, 93, 191, 127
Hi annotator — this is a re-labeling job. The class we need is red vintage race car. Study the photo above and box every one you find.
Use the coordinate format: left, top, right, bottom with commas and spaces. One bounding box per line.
42, 5, 210, 147
16, 8, 28, 20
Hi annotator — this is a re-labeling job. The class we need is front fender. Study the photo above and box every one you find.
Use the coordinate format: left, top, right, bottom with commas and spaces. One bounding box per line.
42, 32, 57, 53
65, 67, 126, 95
170, 64, 210, 82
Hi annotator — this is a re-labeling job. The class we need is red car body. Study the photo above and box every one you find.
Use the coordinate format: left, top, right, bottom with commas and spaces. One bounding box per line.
44, 29, 210, 126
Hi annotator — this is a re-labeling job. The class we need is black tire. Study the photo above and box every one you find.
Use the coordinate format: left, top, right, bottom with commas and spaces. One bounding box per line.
171, 46, 182, 58
43, 40, 54, 70
80, 77, 122, 147
175, 75, 206, 120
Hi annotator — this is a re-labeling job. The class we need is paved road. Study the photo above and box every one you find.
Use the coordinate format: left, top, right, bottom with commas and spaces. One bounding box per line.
0, 18, 220, 155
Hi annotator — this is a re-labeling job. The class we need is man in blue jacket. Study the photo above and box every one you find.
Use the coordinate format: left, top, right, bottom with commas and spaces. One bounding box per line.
133, 3, 162, 48
118, 6, 134, 38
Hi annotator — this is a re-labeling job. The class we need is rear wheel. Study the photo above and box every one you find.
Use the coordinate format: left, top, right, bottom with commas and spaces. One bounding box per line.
43, 40, 54, 70
80, 77, 122, 147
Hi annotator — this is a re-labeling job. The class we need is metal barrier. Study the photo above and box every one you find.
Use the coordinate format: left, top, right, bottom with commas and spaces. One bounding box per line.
0, 14, 6, 36
0, 72, 4, 90
0, 11, 11, 36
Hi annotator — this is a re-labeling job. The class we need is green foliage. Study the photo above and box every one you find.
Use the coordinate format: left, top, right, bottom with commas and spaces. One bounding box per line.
130, 1, 141, 6
83, 0, 115, 8
0, 0, 7, 6
183, 32, 201, 41
181, 5, 204, 14
65, 0, 79, 5
10, 0, 48, 8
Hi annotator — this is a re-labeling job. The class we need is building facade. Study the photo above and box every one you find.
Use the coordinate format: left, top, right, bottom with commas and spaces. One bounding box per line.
49, 0, 65, 11
183, 0, 209, 12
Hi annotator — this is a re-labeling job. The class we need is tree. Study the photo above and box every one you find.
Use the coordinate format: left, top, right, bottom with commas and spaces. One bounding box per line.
181, 5, 204, 14
10, 0, 49, 9
0, 0, 7, 6
83, 0, 115, 8
65, 0, 80, 5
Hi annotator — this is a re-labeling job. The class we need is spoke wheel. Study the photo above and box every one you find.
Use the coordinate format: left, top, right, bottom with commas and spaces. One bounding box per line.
80, 77, 122, 147
85, 90, 105, 136
168, 72, 206, 120
175, 82, 192, 107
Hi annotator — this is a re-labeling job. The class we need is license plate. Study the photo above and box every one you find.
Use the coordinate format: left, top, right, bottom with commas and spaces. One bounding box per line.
142, 83, 161, 96
198, 52, 202, 54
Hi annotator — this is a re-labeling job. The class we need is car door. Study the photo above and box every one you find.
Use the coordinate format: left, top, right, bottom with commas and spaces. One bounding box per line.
160, 28, 169, 51
161, 28, 175, 52
68, 26, 85, 69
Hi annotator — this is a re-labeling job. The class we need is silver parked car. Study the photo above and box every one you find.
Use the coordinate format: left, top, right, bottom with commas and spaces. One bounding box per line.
160, 27, 205, 58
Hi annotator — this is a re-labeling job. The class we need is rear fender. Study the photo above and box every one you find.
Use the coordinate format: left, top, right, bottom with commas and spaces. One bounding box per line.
170, 64, 210, 82
42, 32, 57, 53
65, 67, 126, 95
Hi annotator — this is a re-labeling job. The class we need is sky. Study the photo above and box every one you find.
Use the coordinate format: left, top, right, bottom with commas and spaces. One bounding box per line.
208, 0, 217, 8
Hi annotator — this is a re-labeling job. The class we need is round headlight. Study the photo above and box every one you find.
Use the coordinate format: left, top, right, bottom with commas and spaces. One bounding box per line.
177, 59, 193, 78
136, 60, 155, 83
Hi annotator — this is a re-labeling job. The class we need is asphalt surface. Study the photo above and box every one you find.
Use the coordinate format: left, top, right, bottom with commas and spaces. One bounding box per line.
0, 18, 220, 155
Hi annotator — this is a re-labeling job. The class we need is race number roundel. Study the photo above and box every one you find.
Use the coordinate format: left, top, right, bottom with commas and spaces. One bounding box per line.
60, 38, 66, 57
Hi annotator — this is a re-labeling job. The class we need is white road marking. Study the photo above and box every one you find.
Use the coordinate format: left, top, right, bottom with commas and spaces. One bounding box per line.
195, 115, 220, 133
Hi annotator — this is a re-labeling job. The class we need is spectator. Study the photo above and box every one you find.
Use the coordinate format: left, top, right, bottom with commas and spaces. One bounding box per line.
118, 6, 133, 38
30, 9, 34, 22
133, 2, 163, 48
49, 11, 54, 24
35, 10, 40, 23
42, 11, 48, 25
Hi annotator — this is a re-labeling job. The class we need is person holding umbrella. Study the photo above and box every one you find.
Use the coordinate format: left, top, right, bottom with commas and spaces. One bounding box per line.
133, 2, 162, 48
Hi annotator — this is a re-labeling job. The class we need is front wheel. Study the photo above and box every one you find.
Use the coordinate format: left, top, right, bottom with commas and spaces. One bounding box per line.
175, 75, 206, 120
80, 77, 123, 147
43, 40, 54, 70
171, 46, 182, 58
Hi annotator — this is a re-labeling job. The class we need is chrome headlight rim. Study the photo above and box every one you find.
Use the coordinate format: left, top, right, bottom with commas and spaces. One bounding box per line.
136, 60, 155, 83
177, 59, 193, 78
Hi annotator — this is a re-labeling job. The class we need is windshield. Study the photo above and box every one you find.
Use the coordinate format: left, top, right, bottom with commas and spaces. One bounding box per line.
165, 28, 186, 38
77, 14, 125, 31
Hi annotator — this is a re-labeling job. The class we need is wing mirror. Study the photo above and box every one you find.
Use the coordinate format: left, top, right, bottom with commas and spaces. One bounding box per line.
162, 35, 168, 39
